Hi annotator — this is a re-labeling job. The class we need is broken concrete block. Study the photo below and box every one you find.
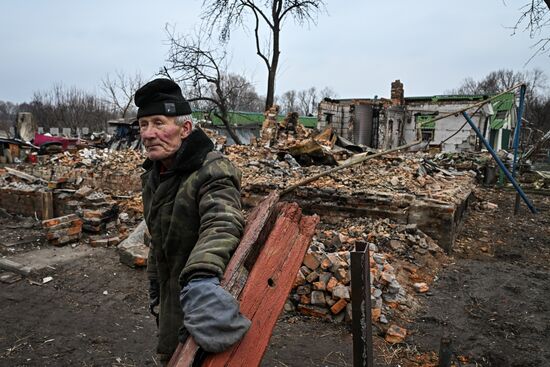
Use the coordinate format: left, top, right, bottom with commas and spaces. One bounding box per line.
118, 244, 148, 268
334, 267, 350, 285
413, 282, 429, 293
305, 270, 320, 283
74, 186, 93, 198
380, 271, 395, 285
385, 324, 407, 344
310, 290, 326, 306
332, 285, 350, 300
388, 279, 402, 294
300, 265, 312, 276
312, 280, 326, 291
318, 272, 332, 286
284, 300, 295, 312
296, 285, 312, 295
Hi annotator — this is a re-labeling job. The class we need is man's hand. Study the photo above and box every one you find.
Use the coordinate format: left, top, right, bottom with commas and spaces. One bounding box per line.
149, 279, 160, 323
180, 277, 251, 353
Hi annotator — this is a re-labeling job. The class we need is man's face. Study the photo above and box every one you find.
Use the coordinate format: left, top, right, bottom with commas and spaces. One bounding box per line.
139, 115, 191, 163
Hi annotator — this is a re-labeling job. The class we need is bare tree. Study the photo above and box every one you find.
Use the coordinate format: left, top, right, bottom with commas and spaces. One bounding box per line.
29, 83, 114, 130
451, 68, 550, 133
510, 0, 550, 61
319, 86, 338, 100
222, 73, 264, 112
280, 89, 298, 114
452, 68, 547, 98
0, 100, 19, 131
202, 0, 325, 111
164, 26, 246, 144
296, 89, 308, 115
101, 70, 143, 118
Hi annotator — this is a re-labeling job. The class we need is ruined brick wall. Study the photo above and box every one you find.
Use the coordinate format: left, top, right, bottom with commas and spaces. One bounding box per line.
243, 185, 473, 252
0, 188, 51, 219
404, 101, 488, 152
17, 165, 142, 194
317, 100, 354, 140
391, 80, 404, 106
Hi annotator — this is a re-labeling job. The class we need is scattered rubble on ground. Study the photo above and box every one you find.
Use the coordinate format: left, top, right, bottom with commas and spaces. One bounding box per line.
1, 115, 546, 358
225, 145, 476, 206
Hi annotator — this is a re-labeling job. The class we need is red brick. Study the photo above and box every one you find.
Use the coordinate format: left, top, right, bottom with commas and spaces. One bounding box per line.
330, 298, 348, 314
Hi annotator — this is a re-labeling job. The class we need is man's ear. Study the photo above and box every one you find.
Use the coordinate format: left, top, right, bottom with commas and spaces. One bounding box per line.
180, 120, 193, 139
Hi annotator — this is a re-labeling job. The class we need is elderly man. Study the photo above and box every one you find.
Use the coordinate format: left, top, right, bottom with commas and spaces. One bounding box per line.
136, 78, 250, 364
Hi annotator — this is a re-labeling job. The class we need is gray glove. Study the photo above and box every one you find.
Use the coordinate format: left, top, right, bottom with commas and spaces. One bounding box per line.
148, 279, 160, 325
180, 277, 251, 353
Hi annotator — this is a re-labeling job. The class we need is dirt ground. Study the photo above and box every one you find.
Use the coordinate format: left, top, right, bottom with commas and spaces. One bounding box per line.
0, 188, 549, 367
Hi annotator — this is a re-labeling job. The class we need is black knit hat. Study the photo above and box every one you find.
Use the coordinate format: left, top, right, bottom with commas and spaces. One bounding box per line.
135, 78, 192, 118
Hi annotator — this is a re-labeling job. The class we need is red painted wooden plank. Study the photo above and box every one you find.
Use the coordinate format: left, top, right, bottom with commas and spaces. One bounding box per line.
169, 192, 281, 367
202, 203, 319, 367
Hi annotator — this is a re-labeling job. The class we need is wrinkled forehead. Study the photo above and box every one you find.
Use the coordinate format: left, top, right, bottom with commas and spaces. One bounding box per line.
138, 114, 176, 124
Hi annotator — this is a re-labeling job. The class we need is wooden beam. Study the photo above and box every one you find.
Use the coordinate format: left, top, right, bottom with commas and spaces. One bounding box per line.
168, 192, 281, 367
169, 197, 319, 367
202, 203, 318, 367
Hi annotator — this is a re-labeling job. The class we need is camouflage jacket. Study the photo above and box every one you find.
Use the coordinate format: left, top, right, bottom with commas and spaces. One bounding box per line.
141, 127, 245, 356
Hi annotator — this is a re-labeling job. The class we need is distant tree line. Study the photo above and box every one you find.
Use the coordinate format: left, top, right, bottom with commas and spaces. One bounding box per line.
0, 72, 335, 137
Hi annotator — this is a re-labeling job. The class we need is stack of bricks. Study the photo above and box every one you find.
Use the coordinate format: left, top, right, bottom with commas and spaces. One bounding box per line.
291, 248, 352, 322
289, 241, 405, 325
42, 214, 83, 246
74, 188, 119, 234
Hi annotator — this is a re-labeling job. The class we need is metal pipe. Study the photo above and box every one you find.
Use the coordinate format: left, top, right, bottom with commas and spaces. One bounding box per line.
351, 242, 374, 367
418, 83, 524, 128
438, 337, 452, 367
512, 84, 527, 177
512, 85, 527, 215
461, 111, 537, 214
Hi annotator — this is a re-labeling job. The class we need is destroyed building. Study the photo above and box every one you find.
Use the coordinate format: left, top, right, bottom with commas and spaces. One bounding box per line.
318, 80, 517, 152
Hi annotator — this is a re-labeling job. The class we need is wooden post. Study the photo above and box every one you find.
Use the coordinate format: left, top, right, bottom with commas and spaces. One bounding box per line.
41, 191, 54, 220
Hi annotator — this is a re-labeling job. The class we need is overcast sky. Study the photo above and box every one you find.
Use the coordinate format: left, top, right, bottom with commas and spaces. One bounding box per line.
1, 0, 549, 104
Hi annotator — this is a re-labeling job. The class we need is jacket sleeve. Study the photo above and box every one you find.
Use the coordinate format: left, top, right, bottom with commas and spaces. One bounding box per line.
179, 159, 245, 286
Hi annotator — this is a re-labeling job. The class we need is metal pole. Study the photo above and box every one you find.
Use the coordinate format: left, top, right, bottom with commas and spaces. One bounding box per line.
512, 84, 527, 177
512, 85, 527, 215
438, 336, 452, 367
351, 242, 374, 367
462, 111, 537, 214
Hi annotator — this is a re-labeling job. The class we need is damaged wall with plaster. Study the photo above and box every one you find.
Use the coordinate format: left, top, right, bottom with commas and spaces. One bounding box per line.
317, 80, 517, 153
